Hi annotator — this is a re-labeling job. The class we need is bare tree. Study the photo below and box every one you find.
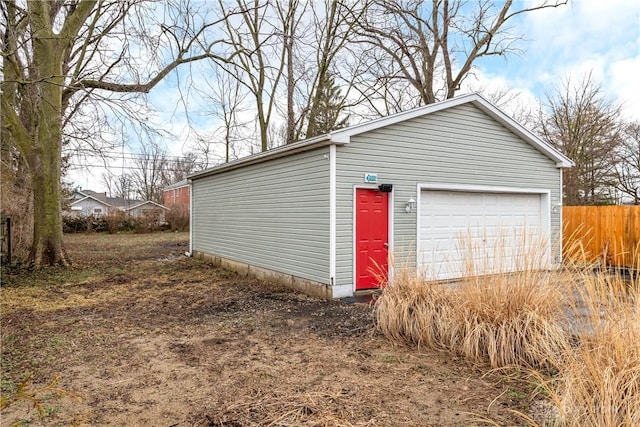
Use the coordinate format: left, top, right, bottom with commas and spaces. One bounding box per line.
216, 0, 291, 151
275, 0, 306, 144
102, 170, 134, 200
196, 63, 250, 164
351, 0, 567, 107
163, 152, 200, 185
130, 143, 168, 203
613, 122, 640, 204
537, 74, 623, 206
1, 0, 235, 265
101, 172, 117, 198
297, 0, 363, 139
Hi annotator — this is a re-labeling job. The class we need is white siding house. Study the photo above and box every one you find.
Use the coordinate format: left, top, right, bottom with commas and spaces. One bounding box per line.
66, 194, 112, 217
66, 190, 169, 221
126, 201, 170, 222
188, 93, 573, 299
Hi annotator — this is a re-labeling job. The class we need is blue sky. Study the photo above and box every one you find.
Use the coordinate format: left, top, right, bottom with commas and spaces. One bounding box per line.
472, 0, 639, 120
70, 0, 640, 193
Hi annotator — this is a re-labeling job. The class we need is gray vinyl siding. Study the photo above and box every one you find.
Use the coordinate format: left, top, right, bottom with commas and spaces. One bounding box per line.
71, 199, 109, 216
335, 103, 562, 286
192, 147, 331, 284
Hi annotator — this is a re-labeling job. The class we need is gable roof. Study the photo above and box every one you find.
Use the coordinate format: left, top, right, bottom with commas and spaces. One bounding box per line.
189, 92, 573, 181
105, 196, 144, 209
70, 195, 112, 208
126, 200, 170, 211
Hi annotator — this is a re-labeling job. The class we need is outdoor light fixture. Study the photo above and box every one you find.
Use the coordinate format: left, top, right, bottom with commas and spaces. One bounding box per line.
405, 197, 416, 213
552, 203, 562, 214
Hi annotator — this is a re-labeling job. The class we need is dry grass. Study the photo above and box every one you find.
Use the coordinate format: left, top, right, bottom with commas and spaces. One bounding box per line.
538, 267, 640, 427
197, 390, 361, 427
446, 271, 568, 370
374, 267, 451, 350
2, 232, 531, 426
375, 270, 568, 369
377, 233, 568, 369
376, 233, 640, 426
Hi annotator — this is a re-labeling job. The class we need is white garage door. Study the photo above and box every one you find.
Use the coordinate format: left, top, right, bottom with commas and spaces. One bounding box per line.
418, 190, 548, 280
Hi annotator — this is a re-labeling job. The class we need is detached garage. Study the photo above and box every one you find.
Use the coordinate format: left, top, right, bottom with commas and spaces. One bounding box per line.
188, 93, 573, 299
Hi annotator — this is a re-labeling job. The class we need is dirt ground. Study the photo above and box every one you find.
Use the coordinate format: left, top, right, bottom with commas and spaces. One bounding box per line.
1, 233, 535, 426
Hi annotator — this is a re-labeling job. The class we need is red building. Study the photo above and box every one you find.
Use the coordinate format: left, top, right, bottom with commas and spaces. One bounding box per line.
163, 179, 190, 214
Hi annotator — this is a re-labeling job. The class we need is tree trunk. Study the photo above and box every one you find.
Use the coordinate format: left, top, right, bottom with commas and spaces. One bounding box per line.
29, 153, 65, 266
26, 3, 68, 266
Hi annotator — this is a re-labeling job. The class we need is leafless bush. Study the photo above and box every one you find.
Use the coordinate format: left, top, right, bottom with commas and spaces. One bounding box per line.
1, 168, 33, 263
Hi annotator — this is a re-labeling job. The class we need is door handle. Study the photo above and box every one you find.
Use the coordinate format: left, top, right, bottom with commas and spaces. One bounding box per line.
384, 243, 389, 248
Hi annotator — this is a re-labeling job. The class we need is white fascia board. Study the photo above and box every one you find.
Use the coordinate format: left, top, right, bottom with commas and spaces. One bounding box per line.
329, 92, 574, 169
469, 95, 574, 169
127, 200, 170, 211
189, 134, 338, 180
71, 195, 113, 208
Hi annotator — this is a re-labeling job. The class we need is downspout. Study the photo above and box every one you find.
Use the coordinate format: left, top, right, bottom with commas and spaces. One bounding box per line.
186, 179, 193, 257
558, 168, 563, 266
329, 144, 336, 290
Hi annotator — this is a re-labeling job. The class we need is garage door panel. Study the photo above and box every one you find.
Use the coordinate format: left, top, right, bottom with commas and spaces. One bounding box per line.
419, 190, 548, 280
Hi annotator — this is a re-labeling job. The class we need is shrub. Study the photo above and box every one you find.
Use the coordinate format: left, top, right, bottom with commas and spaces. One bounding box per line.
0, 167, 33, 261
165, 205, 189, 231
104, 211, 132, 234
62, 215, 89, 233
63, 212, 170, 234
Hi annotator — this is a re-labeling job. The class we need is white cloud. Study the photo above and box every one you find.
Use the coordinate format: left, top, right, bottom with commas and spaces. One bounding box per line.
475, 0, 640, 120
608, 56, 640, 122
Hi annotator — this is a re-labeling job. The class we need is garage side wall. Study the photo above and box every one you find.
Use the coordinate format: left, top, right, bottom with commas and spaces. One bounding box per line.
192, 147, 331, 286
335, 103, 562, 286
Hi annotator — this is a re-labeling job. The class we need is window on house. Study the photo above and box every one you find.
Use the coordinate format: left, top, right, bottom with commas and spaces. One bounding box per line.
94, 208, 102, 214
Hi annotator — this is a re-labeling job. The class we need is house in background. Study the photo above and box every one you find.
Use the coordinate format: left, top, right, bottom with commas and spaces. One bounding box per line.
126, 201, 170, 223
68, 190, 113, 217
188, 93, 573, 299
163, 179, 190, 214
66, 190, 169, 222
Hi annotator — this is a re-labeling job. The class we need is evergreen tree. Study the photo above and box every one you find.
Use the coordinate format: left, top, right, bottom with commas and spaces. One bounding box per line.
306, 73, 349, 138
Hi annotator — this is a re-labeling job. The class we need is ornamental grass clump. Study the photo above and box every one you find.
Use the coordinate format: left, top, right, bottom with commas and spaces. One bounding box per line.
374, 267, 452, 349
539, 265, 640, 427
444, 270, 569, 369
375, 231, 569, 369
376, 234, 640, 426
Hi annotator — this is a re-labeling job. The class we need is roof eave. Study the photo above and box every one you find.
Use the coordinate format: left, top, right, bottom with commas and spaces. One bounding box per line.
126, 201, 170, 211
468, 97, 574, 169
330, 92, 573, 168
189, 92, 574, 179
189, 134, 338, 180
70, 195, 113, 208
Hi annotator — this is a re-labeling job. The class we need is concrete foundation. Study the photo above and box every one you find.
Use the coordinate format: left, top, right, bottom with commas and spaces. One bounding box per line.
192, 251, 335, 299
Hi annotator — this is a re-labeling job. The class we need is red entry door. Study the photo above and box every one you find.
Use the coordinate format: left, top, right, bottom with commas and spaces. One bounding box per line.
355, 188, 389, 290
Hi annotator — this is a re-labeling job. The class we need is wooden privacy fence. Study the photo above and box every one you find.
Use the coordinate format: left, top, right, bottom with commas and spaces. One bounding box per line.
563, 206, 640, 269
